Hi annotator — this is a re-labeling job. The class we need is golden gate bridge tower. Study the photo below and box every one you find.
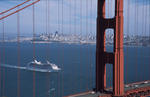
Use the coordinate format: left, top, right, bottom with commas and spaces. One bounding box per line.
69, 0, 150, 97
96, 0, 124, 96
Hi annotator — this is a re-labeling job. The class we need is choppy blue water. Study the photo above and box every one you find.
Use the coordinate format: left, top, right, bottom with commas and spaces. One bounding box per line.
0, 42, 150, 97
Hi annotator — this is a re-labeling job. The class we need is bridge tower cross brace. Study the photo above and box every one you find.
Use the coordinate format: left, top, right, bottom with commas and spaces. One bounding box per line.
96, 0, 124, 96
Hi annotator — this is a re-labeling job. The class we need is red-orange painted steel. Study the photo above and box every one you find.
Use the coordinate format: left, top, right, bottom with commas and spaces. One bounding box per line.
0, 0, 31, 15
99, 95, 111, 97
63, 91, 93, 97
0, 0, 40, 20
96, 0, 106, 92
125, 86, 150, 97
96, 0, 124, 96
114, 0, 124, 96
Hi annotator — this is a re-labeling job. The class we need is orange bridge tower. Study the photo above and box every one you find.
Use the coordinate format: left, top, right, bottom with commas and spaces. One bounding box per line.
96, 0, 124, 96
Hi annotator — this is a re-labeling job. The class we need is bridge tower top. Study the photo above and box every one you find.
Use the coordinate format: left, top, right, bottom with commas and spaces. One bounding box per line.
96, 0, 124, 96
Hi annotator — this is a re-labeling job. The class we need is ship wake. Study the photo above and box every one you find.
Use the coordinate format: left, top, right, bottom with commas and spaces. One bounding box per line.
0, 63, 60, 73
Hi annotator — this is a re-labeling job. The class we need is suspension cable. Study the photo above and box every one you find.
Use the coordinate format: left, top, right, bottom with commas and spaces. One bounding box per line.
69, 0, 72, 35
90, 0, 93, 90
32, 4, 36, 97
149, 0, 150, 80
0, 21, 1, 97
141, 0, 144, 80
0, 0, 31, 15
134, 0, 138, 82
61, 0, 64, 96
47, 0, 51, 96
79, 0, 82, 92
57, 0, 60, 96
0, 0, 40, 20
126, 0, 130, 83
17, 11, 20, 97
86, 0, 89, 91
144, 0, 148, 80
2, 17, 5, 97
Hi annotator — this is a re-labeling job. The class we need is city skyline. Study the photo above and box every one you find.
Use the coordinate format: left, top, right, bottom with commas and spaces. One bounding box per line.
0, 0, 150, 37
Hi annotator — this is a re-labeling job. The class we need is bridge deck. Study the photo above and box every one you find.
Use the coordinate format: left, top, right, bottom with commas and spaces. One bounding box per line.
66, 80, 150, 97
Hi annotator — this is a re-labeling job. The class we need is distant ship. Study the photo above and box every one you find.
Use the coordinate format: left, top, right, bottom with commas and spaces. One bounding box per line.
27, 60, 61, 72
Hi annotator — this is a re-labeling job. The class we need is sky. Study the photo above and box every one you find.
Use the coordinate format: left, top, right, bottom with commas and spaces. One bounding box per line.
0, 0, 150, 38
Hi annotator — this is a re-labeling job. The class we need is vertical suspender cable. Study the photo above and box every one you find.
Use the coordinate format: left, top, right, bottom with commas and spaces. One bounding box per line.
85, 0, 88, 90
2, 18, 5, 97
45, 0, 51, 97
61, 0, 64, 96
69, 0, 73, 93
17, 11, 20, 97
47, 0, 51, 97
0, 17, 2, 96
144, 0, 147, 80
125, 0, 127, 84
0, 19, 1, 96
58, 0, 60, 33
80, 0, 83, 92
126, 0, 130, 84
73, 0, 76, 93
134, 0, 138, 82
47, 0, 50, 60
149, 0, 150, 80
142, 0, 144, 36
32, 4, 36, 97
46, 0, 48, 94
147, 0, 149, 80
141, 0, 144, 79
79, 0, 82, 92
90, 0, 93, 89
69, 1, 72, 35
144, 0, 147, 37
48, 0, 50, 59
57, 0, 60, 96
74, 0, 76, 36
46, 0, 47, 35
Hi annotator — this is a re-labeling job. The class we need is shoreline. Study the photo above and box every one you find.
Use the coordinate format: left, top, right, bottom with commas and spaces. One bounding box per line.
1, 41, 150, 47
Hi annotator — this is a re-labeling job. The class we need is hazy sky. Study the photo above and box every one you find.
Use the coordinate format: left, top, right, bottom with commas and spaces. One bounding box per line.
0, 0, 150, 37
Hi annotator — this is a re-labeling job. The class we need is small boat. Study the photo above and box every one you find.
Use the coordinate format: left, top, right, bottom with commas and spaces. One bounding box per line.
27, 60, 60, 72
